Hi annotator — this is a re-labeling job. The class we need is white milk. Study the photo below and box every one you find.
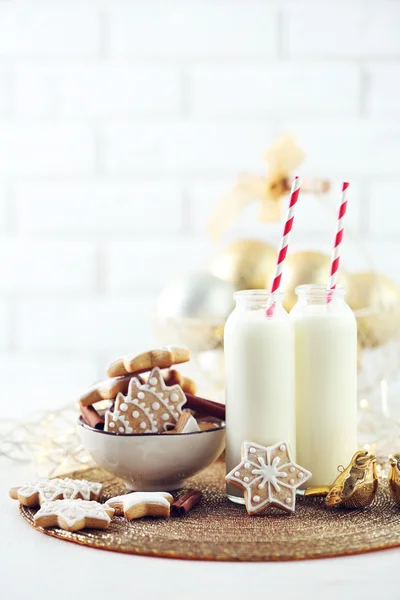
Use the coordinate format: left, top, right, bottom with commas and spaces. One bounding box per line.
224, 291, 295, 503
290, 285, 358, 487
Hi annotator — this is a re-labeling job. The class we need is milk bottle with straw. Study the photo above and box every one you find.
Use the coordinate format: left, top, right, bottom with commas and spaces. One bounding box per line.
225, 177, 300, 503
290, 183, 358, 487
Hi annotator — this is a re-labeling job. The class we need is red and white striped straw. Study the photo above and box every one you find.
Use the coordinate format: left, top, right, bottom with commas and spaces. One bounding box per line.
267, 176, 301, 316
327, 182, 349, 295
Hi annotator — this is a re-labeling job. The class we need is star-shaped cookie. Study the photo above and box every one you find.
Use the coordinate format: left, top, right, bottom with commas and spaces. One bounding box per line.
104, 368, 186, 434
34, 499, 114, 532
106, 492, 173, 519
9, 478, 103, 507
226, 441, 311, 514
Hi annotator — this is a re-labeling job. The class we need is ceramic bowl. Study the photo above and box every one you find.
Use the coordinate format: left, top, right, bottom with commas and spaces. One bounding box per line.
77, 418, 226, 491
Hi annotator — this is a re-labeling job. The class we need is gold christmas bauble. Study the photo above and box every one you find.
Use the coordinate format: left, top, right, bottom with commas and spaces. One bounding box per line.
210, 239, 277, 291
347, 272, 400, 348
280, 250, 350, 312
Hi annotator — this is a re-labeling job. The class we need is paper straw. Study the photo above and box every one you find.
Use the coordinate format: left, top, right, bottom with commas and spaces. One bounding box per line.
327, 182, 349, 298
267, 176, 301, 316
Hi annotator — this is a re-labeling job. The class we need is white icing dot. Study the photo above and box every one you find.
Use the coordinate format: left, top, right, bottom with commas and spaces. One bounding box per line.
140, 422, 147, 429
170, 392, 179, 402
290, 466, 295, 473
298, 472, 304, 479
258, 484, 263, 489
109, 422, 115, 428
280, 444, 286, 451
137, 392, 145, 400
120, 403, 128, 411
149, 377, 158, 386
132, 411, 139, 419
250, 448, 256, 454
244, 477, 249, 483
253, 495, 260, 503
244, 462, 250, 469
118, 427, 124, 433
234, 471, 240, 477
286, 497, 291, 505
162, 413, 169, 421
289, 479, 294, 484
152, 402, 160, 410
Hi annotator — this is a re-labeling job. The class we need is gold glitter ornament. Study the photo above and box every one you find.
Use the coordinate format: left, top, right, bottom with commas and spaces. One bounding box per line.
388, 453, 400, 504
19, 459, 400, 561
210, 239, 277, 291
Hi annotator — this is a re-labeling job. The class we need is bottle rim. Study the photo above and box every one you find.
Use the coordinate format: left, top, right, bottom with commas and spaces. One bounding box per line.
233, 289, 284, 300
295, 284, 346, 295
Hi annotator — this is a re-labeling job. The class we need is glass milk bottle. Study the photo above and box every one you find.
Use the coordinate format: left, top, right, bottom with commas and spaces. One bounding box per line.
290, 285, 358, 487
224, 290, 296, 503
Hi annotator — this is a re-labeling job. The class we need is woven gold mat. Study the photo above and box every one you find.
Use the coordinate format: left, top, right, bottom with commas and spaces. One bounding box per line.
19, 459, 400, 561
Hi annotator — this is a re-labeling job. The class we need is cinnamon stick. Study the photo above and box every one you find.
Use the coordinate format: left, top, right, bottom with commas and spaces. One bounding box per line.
185, 393, 225, 421
79, 404, 105, 430
171, 489, 203, 516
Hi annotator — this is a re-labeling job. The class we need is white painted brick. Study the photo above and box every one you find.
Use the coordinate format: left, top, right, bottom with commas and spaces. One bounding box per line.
279, 121, 400, 177
191, 64, 361, 117
15, 181, 183, 235
108, 1, 278, 59
17, 296, 155, 353
369, 181, 400, 235
189, 180, 361, 237
104, 237, 212, 293
0, 354, 99, 417
0, 302, 10, 351
0, 239, 96, 293
367, 64, 400, 117
15, 64, 181, 118
0, 3, 100, 58
104, 122, 275, 175
0, 123, 95, 176
287, 1, 400, 58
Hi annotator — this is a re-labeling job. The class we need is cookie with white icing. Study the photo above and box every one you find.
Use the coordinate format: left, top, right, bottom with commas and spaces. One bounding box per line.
34, 499, 114, 532
9, 478, 103, 507
226, 441, 311, 515
104, 370, 186, 434
165, 411, 200, 434
106, 346, 190, 378
106, 492, 173, 520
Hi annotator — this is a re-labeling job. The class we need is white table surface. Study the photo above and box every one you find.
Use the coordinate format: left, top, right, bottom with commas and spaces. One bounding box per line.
1, 461, 399, 600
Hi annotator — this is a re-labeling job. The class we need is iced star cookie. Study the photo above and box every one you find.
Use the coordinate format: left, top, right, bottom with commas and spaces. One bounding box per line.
106, 346, 190, 378
34, 499, 114, 532
9, 478, 103, 507
226, 441, 312, 514
104, 371, 186, 434
106, 492, 173, 519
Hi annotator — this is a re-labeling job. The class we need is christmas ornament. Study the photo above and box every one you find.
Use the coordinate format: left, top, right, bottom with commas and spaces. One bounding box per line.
280, 250, 350, 312
225, 440, 311, 514
210, 239, 277, 291
347, 272, 400, 348
305, 450, 378, 508
388, 453, 400, 504
207, 134, 330, 241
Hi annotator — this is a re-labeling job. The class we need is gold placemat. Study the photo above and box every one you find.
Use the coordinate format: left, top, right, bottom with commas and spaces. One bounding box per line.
19, 460, 400, 561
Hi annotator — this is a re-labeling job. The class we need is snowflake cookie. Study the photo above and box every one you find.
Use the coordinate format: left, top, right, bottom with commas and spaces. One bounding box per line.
226, 441, 312, 514
106, 492, 173, 520
9, 478, 103, 507
34, 499, 114, 532
104, 367, 186, 434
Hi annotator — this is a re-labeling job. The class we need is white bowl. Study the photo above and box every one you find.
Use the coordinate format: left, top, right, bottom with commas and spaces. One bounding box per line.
77, 418, 226, 491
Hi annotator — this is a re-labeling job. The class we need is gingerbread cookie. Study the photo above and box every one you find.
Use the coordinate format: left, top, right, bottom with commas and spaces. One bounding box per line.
9, 478, 103, 507
106, 492, 173, 519
104, 369, 186, 434
79, 373, 140, 407
226, 441, 311, 514
154, 369, 197, 396
106, 346, 190, 378
165, 411, 200, 434
34, 499, 114, 532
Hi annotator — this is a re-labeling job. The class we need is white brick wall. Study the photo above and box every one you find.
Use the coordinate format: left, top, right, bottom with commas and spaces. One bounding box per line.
1, 0, 400, 415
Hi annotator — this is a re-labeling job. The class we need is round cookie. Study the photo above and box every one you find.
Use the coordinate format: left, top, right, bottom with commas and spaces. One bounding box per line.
106, 346, 190, 378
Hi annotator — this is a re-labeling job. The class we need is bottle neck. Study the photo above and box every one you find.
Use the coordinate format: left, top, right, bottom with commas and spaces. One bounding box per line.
295, 284, 346, 307
234, 290, 284, 311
